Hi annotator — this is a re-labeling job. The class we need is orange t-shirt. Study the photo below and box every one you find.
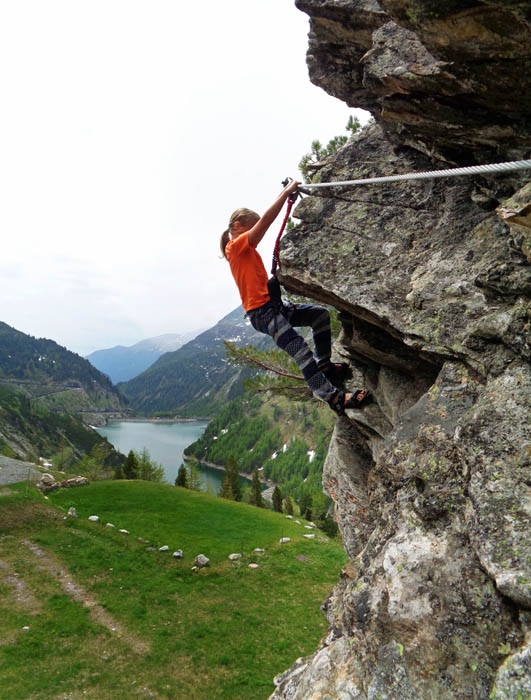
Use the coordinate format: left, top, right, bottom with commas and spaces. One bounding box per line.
226, 232, 270, 312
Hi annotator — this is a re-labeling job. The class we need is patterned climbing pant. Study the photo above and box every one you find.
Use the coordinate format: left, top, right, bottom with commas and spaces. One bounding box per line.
248, 301, 338, 403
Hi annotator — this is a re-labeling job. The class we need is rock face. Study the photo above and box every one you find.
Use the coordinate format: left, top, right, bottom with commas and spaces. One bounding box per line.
295, 0, 531, 162
271, 2, 530, 699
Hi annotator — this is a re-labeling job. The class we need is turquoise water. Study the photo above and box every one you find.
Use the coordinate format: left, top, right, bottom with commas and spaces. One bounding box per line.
96, 420, 224, 490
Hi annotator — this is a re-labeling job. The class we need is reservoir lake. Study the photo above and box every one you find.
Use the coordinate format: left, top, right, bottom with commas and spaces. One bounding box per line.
96, 420, 234, 492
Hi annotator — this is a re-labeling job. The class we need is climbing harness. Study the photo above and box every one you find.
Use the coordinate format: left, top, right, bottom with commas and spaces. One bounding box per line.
300, 158, 531, 190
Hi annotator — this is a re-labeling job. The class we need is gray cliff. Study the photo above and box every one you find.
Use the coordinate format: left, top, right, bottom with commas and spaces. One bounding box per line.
271, 2, 531, 699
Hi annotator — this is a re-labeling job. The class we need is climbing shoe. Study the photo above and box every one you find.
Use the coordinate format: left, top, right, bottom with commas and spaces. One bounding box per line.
329, 389, 373, 416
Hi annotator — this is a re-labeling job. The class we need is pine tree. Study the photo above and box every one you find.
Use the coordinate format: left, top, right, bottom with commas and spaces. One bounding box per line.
227, 454, 242, 502
224, 342, 310, 401
272, 485, 283, 512
298, 116, 360, 183
186, 457, 202, 491
219, 467, 233, 499
124, 450, 138, 479
251, 469, 264, 508
175, 464, 188, 488
299, 492, 313, 521
283, 496, 293, 515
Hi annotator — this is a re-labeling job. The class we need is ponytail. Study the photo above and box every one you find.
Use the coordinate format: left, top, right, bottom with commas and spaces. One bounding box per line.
220, 207, 259, 259
220, 229, 230, 259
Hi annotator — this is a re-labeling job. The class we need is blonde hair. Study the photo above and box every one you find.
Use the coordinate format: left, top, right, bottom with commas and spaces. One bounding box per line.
220, 208, 260, 258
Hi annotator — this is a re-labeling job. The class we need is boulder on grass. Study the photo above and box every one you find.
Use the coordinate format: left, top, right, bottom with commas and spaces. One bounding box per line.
194, 554, 210, 568
36, 474, 57, 493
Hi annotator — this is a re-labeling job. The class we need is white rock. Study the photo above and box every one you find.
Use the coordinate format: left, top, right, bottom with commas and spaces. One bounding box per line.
119, 529, 129, 535
159, 545, 169, 552
304, 534, 316, 539
280, 537, 291, 544
285, 515, 293, 520
194, 554, 210, 568
67, 507, 77, 518
254, 548, 265, 553
22, 626, 30, 631
295, 520, 301, 524
248, 563, 259, 569
228, 553, 242, 561
173, 550, 183, 559
88, 515, 99, 522
304, 525, 314, 530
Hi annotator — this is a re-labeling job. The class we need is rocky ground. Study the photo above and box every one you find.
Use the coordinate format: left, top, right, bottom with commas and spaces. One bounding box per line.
0, 456, 42, 488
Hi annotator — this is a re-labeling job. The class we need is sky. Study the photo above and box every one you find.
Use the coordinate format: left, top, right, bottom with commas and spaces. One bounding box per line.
1, 0, 368, 356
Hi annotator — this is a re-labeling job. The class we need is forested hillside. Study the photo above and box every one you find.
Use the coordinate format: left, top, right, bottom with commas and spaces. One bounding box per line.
0, 321, 124, 419
0, 384, 122, 468
185, 394, 335, 513
118, 306, 272, 416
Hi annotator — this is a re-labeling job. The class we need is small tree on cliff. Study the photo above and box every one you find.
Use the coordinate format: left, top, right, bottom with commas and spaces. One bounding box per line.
299, 115, 360, 183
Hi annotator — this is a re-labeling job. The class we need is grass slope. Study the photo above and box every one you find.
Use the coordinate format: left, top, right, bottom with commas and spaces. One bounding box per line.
0, 480, 346, 699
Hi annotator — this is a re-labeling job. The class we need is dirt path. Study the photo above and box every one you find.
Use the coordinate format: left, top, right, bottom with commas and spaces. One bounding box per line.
22, 539, 150, 655
0, 557, 42, 613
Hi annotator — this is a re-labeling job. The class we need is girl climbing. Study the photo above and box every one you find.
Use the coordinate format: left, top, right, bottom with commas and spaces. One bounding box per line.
220, 179, 372, 414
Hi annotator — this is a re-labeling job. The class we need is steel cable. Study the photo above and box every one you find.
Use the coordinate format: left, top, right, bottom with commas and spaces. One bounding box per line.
300, 159, 531, 190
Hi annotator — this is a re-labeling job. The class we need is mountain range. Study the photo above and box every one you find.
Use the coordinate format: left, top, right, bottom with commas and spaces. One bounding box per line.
85, 330, 201, 383
118, 306, 272, 417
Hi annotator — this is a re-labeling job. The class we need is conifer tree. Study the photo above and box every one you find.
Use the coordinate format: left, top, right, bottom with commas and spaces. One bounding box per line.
251, 469, 264, 508
186, 457, 202, 491
175, 464, 188, 488
227, 454, 242, 502
299, 492, 313, 521
219, 466, 233, 499
272, 485, 283, 512
283, 496, 293, 515
124, 450, 138, 479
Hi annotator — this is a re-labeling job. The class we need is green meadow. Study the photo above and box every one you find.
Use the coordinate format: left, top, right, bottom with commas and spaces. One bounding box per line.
0, 480, 347, 699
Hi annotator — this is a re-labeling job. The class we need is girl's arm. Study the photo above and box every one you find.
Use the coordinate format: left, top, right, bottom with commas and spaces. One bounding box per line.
247, 179, 300, 248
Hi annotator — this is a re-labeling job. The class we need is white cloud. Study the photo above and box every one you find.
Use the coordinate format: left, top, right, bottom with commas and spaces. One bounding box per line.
0, 0, 368, 355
